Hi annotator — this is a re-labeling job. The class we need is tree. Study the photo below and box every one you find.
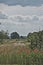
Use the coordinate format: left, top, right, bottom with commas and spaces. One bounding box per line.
11, 32, 19, 39
0, 30, 9, 44
27, 30, 43, 50
0, 30, 9, 39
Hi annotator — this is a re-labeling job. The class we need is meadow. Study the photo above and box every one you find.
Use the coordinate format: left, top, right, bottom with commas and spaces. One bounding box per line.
0, 39, 43, 65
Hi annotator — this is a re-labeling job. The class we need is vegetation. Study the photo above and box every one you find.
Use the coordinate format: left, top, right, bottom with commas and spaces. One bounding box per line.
0, 30, 43, 64
11, 32, 19, 39
0, 30, 9, 44
0, 30, 9, 39
0, 45, 43, 65
27, 30, 43, 50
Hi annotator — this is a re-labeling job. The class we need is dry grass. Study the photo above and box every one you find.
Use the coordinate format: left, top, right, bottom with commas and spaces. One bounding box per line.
0, 39, 27, 55
0, 64, 18, 65
0, 40, 43, 64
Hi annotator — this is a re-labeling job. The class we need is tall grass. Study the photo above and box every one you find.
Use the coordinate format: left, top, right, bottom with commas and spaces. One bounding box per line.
0, 40, 43, 65
0, 51, 43, 65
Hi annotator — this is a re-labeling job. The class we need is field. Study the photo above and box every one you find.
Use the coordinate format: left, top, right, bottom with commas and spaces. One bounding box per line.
0, 39, 43, 65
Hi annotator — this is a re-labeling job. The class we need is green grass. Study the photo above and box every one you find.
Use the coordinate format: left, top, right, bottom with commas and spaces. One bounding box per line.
0, 39, 43, 65
0, 49, 43, 64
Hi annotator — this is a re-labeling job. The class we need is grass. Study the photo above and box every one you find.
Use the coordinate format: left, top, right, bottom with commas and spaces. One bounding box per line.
0, 64, 18, 65
0, 39, 43, 65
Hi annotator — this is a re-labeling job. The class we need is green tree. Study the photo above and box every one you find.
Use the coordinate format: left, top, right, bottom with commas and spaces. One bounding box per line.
0, 30, 9, 44
27, 30, 43, 50
11, 32, 19, 39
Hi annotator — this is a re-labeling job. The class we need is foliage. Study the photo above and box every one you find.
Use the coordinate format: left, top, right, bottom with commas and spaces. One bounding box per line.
27, 30, 43, 50
0, 30, 9, 39
11, 32, 19, 39
0, 50, 43, 65
0, 30, 9, 44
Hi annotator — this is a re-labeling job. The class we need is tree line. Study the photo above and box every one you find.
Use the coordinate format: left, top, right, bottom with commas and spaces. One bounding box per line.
0, 30, 26, 39
0, 30, 43, 50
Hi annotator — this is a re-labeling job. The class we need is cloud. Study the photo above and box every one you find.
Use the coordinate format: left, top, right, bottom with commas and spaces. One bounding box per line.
32, 16, 39, 21
0, 0, 43, 6
0, 15, 43, 36
0, 3, 43, 35
0, 4, 43, 16
10, 15, 39, 23
0, 12, 8, 19
14, 16, 31, 22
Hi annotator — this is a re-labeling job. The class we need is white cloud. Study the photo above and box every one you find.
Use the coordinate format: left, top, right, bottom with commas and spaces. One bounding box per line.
0, 11, 8, 19
0, 4, 43, 16
0, 15, 43, 35
0, 4, 43, 35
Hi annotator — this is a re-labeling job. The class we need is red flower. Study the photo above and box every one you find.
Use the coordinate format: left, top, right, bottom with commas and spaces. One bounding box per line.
33, 48, 39, 53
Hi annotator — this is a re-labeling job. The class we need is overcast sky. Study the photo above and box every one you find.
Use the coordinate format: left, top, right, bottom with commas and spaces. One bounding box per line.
0, 0, 43, 36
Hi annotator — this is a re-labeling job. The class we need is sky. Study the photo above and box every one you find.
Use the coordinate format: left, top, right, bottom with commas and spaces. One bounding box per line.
0, 0, 43, 36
